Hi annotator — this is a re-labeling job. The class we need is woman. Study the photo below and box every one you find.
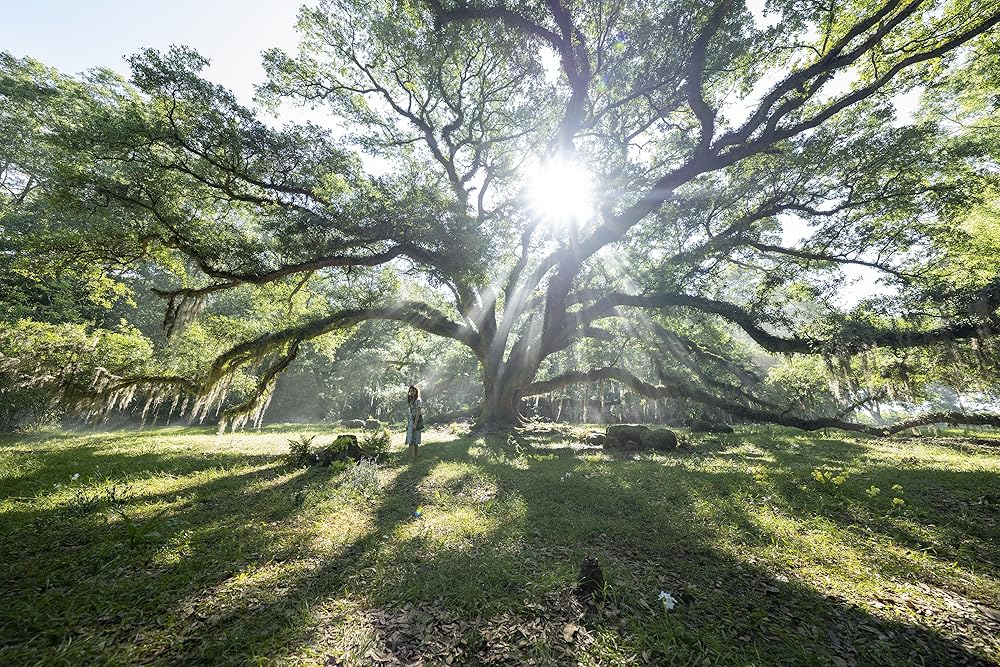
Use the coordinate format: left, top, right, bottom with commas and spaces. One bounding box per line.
405, 385, 423, 460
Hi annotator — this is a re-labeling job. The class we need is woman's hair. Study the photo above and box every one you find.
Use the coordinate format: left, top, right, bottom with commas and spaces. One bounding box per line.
407, 385, 420, 404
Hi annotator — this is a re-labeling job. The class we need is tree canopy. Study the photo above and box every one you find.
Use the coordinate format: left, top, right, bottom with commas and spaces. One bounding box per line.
3, 0, 1000, 432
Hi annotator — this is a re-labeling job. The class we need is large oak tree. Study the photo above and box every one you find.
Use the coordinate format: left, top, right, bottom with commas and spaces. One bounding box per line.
4, 0, 1000, 432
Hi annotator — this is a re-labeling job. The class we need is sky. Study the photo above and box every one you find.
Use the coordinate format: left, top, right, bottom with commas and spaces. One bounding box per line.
2, 0, 895, 306
0, 0, 301, 107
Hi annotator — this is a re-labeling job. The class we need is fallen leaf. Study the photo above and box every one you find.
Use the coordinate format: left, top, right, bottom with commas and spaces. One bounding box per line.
976, 604, 1000, 622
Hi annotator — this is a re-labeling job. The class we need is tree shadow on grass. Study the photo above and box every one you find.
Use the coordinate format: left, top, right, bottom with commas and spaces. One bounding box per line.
691, 431, 1000, 574
3, 429, 999, 666
461, 447, 1000, 666
238, 433, 999, 665
1, 434, 336, 664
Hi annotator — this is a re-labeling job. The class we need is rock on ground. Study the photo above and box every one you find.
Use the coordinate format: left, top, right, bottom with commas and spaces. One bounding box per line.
605, 424, 649, 447
604, 424, 678, 452
689, 420, 734, 433
640, 428, 678, 451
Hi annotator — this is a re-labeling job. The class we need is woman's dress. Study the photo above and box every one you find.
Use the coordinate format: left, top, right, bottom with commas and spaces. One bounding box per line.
405, 398, 422, 446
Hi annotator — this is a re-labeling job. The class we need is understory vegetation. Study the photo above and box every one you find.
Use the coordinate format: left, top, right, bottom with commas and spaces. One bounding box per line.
2, 425, 998, 666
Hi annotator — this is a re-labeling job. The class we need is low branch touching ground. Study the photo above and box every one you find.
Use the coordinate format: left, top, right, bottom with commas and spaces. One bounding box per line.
521, 366, 1000, 437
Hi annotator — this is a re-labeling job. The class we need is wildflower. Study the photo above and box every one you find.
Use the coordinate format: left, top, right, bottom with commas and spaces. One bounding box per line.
866, 485, 881, 497
811, 469, 826, 483
892, 497, 905, 507
658, 590, 677, 611
891, 484, 903, 493
832, 474, 848, 485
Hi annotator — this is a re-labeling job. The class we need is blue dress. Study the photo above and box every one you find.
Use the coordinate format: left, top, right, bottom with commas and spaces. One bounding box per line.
405, 398, 422, 446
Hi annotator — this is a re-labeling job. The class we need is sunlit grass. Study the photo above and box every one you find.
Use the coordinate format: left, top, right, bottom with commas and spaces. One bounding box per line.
2, 424, 998, 665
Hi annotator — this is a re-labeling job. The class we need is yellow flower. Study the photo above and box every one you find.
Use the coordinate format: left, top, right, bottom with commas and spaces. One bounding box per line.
832, 474, 848, 485
891, 484, 903, 493
892, 497, 905, 507
866, 485, 880, 497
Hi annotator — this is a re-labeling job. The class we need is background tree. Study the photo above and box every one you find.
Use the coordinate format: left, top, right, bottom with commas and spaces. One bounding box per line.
3, 0, 1000, 432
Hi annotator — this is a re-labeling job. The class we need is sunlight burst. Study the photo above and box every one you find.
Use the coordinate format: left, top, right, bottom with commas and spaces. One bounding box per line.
526, 155, 594, 225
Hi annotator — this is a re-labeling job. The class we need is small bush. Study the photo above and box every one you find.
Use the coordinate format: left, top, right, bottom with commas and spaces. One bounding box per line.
287, 435, 318, 467
65, 478, 134, 516
342, 458, 381, 497
108, 507, 180, 547
67, 486, 103, 516
360, 428, 391, 460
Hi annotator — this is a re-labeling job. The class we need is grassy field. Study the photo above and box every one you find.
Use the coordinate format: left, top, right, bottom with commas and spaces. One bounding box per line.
2, 424, 999, 666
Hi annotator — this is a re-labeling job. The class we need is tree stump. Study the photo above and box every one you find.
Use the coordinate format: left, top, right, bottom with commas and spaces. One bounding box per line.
575, 555, 605, 602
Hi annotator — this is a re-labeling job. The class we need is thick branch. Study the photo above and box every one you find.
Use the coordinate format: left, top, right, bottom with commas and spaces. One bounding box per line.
686, 0, 731, 154
577, 292, 995, 355
209, 302, 481, 380
521, 366, 1000, 436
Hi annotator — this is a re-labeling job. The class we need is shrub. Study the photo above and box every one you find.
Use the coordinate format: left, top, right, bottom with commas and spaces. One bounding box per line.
360, 427, 391, 460
287, 435, 317, 467
342, 458, 381, 497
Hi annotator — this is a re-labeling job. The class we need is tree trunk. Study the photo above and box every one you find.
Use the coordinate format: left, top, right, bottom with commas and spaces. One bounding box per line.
478, 383, 521, 425
476, 361, 523, 427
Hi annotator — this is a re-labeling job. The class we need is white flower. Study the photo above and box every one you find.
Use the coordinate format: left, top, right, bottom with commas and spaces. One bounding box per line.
658, 590, 677, 611
71, 473, 80, 481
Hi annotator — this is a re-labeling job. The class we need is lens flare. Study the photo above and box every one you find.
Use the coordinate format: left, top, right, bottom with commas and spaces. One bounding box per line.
526, 156, 594, 224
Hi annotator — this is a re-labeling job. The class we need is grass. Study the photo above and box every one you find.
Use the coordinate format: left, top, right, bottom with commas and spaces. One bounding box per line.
2, 424, 999, 666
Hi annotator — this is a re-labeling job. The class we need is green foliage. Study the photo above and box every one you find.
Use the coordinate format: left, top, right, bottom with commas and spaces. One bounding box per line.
286, 434, 318, 467
765, 356, 837, 418
330, 435, 356, 452
0, 319, 154, 432
360, 427, 392, 460
340, 457, 381, 497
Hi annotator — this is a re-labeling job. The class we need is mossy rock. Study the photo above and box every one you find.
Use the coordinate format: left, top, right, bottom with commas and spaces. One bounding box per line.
604, 424, 677, 452
640, 428, 678, 451
690, 420, 734, 434
605, 424, 649, 446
